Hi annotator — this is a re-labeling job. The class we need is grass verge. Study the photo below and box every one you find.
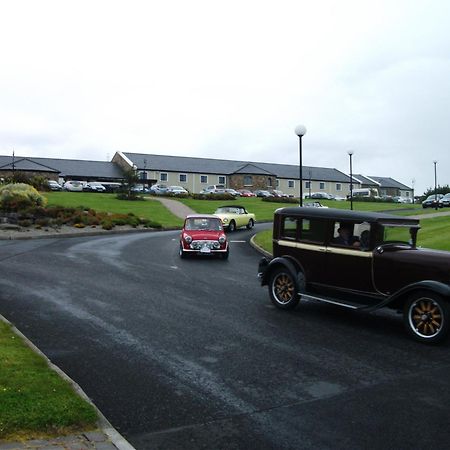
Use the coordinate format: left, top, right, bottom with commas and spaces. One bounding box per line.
0, 320, 97, 441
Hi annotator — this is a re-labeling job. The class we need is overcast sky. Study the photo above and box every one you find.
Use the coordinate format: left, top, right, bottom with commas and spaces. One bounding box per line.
1, 0, 449, 194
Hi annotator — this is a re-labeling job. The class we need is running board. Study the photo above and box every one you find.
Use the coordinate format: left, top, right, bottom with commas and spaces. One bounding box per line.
300, 293, 363, 310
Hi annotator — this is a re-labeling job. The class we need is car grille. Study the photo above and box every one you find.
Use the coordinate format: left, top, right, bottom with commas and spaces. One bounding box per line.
191, 240, 220, 250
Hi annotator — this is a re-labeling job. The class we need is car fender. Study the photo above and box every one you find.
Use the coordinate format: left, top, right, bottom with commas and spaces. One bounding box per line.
258, 256, 305, 290
368, 280, 450, 311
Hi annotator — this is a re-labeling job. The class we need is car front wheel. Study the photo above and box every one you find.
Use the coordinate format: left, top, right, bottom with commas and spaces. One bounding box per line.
246, 219, 254, 229
179, 244, 187, 259
228, 220, 236, 232
269, 267, 300, 310
404, 291, 449, 343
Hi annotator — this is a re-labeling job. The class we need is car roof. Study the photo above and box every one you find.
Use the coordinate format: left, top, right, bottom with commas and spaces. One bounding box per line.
216, 205, 246, 209
275, 207, 420, 227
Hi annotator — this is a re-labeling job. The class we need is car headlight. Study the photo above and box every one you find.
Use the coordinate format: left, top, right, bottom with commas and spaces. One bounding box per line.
184, 234, 192, 244
222, 218, 228, 223
218, 235, 226, 244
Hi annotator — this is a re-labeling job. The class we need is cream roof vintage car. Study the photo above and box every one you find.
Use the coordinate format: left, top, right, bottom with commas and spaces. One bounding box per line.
213, 205, 255, 232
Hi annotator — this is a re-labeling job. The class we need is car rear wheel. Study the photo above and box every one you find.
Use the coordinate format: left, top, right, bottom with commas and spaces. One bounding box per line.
228, 220, 236, 232
269, 267, 299, 309
246, 219, 254, 230
404, 291, 449, 343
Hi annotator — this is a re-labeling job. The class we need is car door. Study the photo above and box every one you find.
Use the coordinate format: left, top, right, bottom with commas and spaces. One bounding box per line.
323, 222, 375, 295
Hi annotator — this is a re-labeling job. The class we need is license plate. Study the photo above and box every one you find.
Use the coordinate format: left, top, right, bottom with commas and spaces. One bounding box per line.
200, 246, 211, 253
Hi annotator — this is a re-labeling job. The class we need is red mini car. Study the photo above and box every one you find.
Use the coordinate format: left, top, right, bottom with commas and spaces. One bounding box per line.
179, 214, 229, 259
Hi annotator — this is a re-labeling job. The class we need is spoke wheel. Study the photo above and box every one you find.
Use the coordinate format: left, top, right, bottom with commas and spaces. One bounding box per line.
269, 268, 300, 310
246, 219, 254, 230
404, 292, 449, 343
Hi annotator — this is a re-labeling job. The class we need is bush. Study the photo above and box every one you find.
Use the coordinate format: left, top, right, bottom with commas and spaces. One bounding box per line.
191, 193, 235, 201
262, 196, 299, 204
0, 183, 47, 211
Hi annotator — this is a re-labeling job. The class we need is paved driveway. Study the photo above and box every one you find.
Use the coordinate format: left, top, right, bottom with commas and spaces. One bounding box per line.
1, 227, 450, 449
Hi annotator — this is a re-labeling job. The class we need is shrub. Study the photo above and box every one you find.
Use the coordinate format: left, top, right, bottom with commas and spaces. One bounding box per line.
191, 193, 235, 201
262, 196, 299, 204
0, 183, 47, 211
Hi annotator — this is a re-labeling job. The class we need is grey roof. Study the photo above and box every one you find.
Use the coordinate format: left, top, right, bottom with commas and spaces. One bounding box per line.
369, 176, 411, 190
0, 155, 123, 180
123, 152, 352, 182
0, 157, 59, 173
353, 174, 380, 186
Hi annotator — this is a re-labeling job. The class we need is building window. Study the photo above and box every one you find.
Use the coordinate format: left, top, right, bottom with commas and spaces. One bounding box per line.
244, 175, 253, 186
160, 173, 168, 182
305, 181, 311, 189
336, 183, 342, 191
276, 179, 280, 187
179, 174, 187, 183
268, 177, 273, 187
218, 176, 226, 185
288, 180, 295, 188
319, 182, 325, 190
140, 171, 147, 180
200, 175, 208, 184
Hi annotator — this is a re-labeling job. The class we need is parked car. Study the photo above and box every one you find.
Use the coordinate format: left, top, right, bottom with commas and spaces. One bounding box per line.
438, 193, 450, 207
270, 190, 287, 197
201, 188, 227, 195
47, 180, 62, 191
63, 180, 84, 192
179, 214, 229, 259
422, 194, 443, 208
309, 192, 332, 199
213, 205, 255, 232
167, 186, 188, 195
83, 182, 106, 192
224, 188, 241, 196
254, 190, 273, 198
258, 207, 450, 343
304, 201, 328, 208
238, 189, 256, 197
149, 183, 168, 195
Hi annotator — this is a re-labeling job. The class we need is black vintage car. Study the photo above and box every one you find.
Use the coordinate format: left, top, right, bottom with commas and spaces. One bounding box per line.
258, 207, 450, 343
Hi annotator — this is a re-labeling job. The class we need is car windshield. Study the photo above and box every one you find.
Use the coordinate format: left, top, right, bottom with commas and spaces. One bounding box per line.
185, 218, 222, 231
382, 225, 415, 246
215, 207, 239, 214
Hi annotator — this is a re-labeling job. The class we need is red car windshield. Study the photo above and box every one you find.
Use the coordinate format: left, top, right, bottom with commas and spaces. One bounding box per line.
185, 218, 222, 231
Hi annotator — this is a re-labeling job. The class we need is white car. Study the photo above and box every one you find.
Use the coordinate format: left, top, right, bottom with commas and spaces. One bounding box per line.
167, 186, 188, 195
63, 180, 84, 192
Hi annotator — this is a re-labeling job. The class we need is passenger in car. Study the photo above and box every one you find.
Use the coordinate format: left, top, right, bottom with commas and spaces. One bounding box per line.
332, 223, 360, 248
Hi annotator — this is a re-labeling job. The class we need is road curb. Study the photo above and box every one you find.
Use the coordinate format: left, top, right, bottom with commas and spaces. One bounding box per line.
249, 234, 273, 258
0, 314, 136, 450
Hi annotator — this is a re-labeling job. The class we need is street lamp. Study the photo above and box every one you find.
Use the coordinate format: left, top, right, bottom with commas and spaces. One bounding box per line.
295, 124, 307, 206
434, 160, 438, 210
348, 150, 354, 210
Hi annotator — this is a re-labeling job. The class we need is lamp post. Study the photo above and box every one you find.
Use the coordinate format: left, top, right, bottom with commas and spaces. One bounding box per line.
143, 158, 147, 193
348, 150, 354, 210
434, 160, 438, 210
294, 124, 307, 206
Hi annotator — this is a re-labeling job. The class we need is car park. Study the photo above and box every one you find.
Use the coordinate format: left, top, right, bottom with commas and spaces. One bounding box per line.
224, 188, 241, 196
258, 207, 450, 343
439, 193, 450, 207
47, 180, 62, 191
309, 192, 332, 199
213, 205, 255, 231
179, 214, 229, 259
422, 194, 443, 208
63, 180, 84, 192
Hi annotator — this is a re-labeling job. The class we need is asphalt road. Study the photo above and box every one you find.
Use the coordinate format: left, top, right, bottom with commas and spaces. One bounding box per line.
1, 226, 450, 450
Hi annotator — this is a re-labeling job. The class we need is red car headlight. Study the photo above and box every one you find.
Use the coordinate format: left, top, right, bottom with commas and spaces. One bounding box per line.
218, 235, 226, 244
184, 234, 192, 244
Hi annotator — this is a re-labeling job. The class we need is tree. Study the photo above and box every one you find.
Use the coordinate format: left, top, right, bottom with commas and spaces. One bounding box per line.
118, 168, 140, 200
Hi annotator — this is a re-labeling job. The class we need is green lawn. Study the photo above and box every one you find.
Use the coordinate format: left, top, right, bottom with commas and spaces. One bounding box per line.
44, 192, 183, 228
0, 321, 97, 440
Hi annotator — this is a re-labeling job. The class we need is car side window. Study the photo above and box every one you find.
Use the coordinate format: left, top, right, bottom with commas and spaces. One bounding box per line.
281, 217, 298, 240
299, 219, 326, 244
